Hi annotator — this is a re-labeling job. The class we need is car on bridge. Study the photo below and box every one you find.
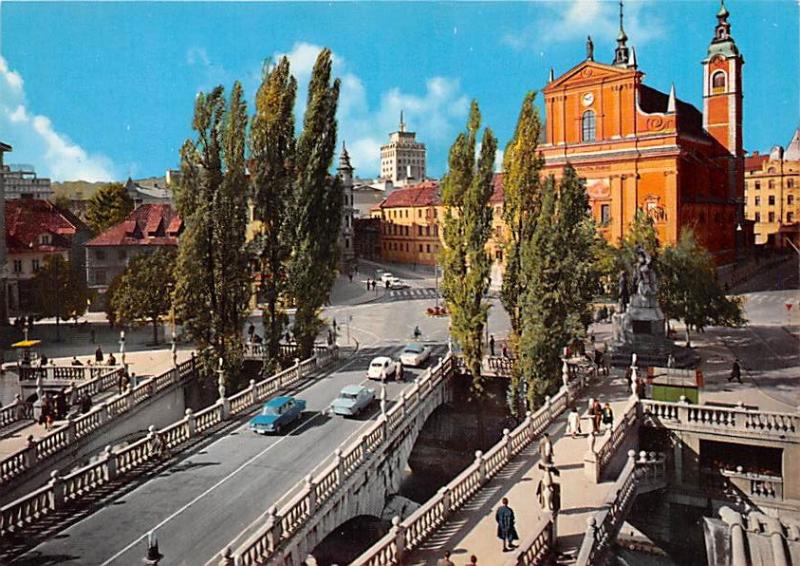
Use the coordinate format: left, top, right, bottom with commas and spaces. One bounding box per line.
249, 396, 306, 434
399, 343, 431, 367
367, 356, 397, 381
380, 272, 395, 283
330, 384, 375, 416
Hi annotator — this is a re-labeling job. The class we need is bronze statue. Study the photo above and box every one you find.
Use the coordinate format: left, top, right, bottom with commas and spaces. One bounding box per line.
633, 245, 657, 298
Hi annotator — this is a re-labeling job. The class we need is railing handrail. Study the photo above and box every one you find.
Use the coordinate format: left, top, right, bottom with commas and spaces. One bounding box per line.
641, 398, 799, 420
0, 348, 338, 539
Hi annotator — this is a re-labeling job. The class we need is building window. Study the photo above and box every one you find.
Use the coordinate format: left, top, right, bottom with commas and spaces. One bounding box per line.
768, 195, 776, 206
345, 238, 350, 249
754, 212, 761, 222
419, 244, 423, 252
711, 70, 726, 91
754, 181, 761, 190
788, 179, 795, 188
418, 225, 423, 236
754, 196, 760, 206
768, 212, 775, 223
581, 110, 596, 142
13, 260, 22, 274
788, 213, 795, 223
32, 259, 41, 272
789, 195, 795, 205
405, 243, 409, 252
768, 180, 775, 190
39, 233, 52, 245
434, 225, 439, 237
95, 249, 106, 260
418, 209, 422, 218
600, 204, 611, 226
426, 226, 430, 236
95, 269, 107, 285
426, 244, 431, 253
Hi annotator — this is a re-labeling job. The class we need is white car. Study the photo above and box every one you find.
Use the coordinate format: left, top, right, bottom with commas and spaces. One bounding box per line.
367, 356, 397, 380
380, 272, 395, 283
388, 278, 409, 290
399, 343, 431, 367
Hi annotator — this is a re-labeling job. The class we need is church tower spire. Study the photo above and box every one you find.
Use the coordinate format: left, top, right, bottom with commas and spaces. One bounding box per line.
612, 0, 630, 67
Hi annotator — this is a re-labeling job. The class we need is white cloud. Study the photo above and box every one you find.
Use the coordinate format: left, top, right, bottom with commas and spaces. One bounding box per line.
0, 56, 115, 182
277, 42, 470, 178
503, 0, 665, 51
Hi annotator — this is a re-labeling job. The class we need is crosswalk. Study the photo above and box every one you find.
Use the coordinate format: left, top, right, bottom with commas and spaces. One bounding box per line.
383, 287, 440, 302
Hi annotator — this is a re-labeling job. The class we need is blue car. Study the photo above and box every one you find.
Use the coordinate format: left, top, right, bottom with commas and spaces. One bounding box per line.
249, 396, 306, 434
330, 384, 375, 417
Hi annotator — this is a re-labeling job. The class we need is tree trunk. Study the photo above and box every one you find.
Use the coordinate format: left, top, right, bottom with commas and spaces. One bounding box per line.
55, 316, 61, 342
152, 318, 159, 345
684, 324, 691, 348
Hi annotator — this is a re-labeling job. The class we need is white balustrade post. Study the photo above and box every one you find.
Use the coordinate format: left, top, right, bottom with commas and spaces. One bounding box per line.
49, 470, 65, 510
503, 428, 512, 461
391, 516, 406, 562
334, 448, 344, 482
219, 396, 231, 420
475, 450, 487, 483
294, 357, 302, 380
185, 409, 196, 438
523, 411, 533, 439
103, 444, 117, 481
65, 416, 76, 443
305, 474, 317, 514
439, 486, 452, 516
400, 392, 408, 418
587, 516, 599, 544
24, 435, 38, 468
562, 359, 570, 391
677, 395, 690, 424
249, 379, 258, 405
361, 434, 370, 461
545, 396, 553, 421
218, 547, 234, 566
266, 505, 282, 552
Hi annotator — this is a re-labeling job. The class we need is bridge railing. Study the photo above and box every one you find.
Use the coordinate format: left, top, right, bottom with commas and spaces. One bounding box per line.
0, 399, 25, 429
352, 375, 586, 566
504, 512, 555, 566
0, 348, 338, 539
576, 451, 666, 566
641, 399, 799, 440
18, 364, 120, 382
229, 354, 456, 566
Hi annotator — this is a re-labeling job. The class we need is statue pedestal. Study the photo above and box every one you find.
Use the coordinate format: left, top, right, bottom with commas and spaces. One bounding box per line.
611, 300, 695, 368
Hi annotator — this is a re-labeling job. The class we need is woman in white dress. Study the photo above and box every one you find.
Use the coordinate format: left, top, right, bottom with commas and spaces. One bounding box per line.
567, 407, 581, 438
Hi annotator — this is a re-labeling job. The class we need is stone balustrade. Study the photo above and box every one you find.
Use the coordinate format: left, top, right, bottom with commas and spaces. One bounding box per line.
0, 348, 338, 538
18, 364, 120, 382
641, 399, 800, 441
504, 513, 555, 566
702, 467, 785, 502
0, 399, 25, 429
229, 354, 458, 565
576, 451, 666, 566
351, 376, 586, 566
242, 342, 304, 361
584, 396, 640, 482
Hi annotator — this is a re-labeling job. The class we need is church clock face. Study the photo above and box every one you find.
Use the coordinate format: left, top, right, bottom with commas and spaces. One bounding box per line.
582, 92, 594, 107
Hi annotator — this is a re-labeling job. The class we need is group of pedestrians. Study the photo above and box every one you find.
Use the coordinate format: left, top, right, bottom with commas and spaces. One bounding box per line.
38, 388, 92, 429
488, 335, 510, 359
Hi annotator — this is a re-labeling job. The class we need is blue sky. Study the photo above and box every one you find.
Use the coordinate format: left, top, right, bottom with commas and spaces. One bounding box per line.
0, 1, 797, 182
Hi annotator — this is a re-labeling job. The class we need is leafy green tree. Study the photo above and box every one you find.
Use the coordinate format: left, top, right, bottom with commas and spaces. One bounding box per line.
109, 249, 176, 344
286, 48, 343, 358
175, 83, 251, 386
440, 101, 497, 394
500, 91, 545, 337
660, 229, 745, 346
85, 183, 133, 235
250, 57, 297, 371
30, 255, 90, 341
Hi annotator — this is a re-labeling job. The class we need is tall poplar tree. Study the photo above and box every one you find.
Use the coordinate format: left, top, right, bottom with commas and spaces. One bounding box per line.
250, 57, 297, 370
175, 83, 250, 385
500, 91, 545, 336
287, 49, 343, 357
440, 101, 497, 394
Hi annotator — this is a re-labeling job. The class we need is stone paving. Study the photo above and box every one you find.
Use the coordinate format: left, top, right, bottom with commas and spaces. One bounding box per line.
406, 372, 633, 565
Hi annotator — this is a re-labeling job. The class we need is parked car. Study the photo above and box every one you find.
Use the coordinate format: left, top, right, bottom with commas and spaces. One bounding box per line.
249, 396, 306, 434
399, 343, 431, 367
331, 384, 375, 416
380, 272, 395, 283
367, 356, 397, 380
388, 277, 410, 290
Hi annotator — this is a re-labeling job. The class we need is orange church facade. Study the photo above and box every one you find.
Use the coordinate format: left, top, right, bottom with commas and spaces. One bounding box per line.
540, 2, 747, 264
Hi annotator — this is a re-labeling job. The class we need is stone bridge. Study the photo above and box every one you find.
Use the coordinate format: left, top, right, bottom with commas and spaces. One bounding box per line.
220, 353, 460, 566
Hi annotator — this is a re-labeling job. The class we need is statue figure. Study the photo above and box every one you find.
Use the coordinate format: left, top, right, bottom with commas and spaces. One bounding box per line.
586, 35, 594, 61
617, 270, 630, 312
633, 245, 657, 298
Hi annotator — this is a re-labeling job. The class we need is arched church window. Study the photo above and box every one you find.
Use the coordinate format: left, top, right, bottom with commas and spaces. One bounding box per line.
581, 110, 596, 142
711, 71, 726, 92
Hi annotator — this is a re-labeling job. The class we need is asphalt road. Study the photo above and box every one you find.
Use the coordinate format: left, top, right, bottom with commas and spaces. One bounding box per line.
16, 342, 448, 566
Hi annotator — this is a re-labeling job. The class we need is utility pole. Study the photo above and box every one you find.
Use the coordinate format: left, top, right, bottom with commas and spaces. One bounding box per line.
434, 264, 439, 309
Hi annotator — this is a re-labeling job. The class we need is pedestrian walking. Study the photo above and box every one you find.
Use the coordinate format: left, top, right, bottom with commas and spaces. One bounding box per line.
95, 345, 104, 363
538, 432, 554, 465
71, 356, 83, 366
80, 393, 92, 414
108, 352, 117, 366
489, 334, 495, 357
413, 325, 422, 340
567, 407, 582, 437
602, 403, 614, 431
436, 550, 455, 566
502, 344, 509, 359
495, 497, 518, 552
247, 323, 255, 342
728, 359, 742, 383
591, 399, 602, 435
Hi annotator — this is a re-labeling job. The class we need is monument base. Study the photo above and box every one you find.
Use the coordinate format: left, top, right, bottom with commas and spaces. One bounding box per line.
610, 311, 697, 369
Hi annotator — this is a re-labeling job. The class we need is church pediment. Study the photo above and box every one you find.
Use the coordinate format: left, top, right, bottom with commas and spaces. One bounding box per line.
545, 61, 637, 92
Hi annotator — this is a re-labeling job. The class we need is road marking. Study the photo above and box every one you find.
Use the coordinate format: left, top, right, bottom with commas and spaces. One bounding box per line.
99, 342, 388, 566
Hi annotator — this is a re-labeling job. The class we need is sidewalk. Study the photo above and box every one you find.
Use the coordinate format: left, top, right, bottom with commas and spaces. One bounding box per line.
405, 373, 632, 565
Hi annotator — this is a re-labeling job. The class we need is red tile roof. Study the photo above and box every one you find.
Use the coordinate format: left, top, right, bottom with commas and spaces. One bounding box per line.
381, 181, 441, 208
745, 152, 768, 172
490, 173, 504, 204
5, 199, 87, 254
85, 204, 182, 247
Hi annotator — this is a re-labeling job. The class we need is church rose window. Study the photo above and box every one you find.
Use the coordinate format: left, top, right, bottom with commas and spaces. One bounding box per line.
581, 110, 596, 142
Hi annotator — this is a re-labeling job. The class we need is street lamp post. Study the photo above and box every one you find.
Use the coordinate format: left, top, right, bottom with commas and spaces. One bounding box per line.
171, 331, 177, 367
434, 264, 440, 309
119, 330, 126, 367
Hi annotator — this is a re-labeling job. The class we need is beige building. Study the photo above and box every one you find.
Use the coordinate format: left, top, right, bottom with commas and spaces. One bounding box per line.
744, 129, 800, 246
380, 113, 426, 186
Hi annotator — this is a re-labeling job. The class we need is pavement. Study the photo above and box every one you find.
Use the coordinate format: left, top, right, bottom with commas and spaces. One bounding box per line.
406, 371, 633, 565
